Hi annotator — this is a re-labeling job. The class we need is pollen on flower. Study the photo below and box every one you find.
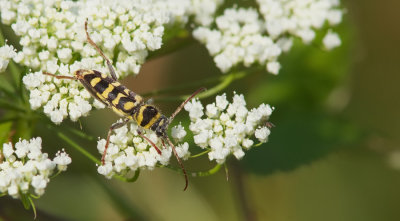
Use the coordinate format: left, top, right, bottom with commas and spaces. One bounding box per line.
0, 137, 71, 199
185, 93, 274, 164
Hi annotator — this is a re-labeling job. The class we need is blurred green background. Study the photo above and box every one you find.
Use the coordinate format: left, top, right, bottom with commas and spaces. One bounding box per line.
2, 0, 400, 220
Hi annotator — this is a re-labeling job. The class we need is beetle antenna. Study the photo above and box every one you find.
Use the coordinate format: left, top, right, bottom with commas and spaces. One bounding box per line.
164, 137, 188, 191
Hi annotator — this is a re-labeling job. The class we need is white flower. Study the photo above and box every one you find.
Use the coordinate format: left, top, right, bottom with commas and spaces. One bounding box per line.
193, 8, 282, 74
175, 142, 190, 160
97, 120, 189, 178
171, 124, 187, 142
97, 162, 114, 179
267, 61, 281, 75
0, 137, 71, 199
216, 93, 229, 110
323, 30, 342, 50
185, 93, 274, 164
2, 143, 14, 158
31, 175, 47, 195
0, 43, 16, 73
255, 127, 271, 142
184, 98, 204, 120
53, 150, 72, 171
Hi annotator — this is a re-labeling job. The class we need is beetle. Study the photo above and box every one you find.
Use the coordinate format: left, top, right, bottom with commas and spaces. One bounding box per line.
44, 19, 205, 190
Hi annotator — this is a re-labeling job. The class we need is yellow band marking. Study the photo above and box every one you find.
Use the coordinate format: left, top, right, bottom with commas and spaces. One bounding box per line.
101, 84, 114, 98
142, 112, 161, 129
112, 93, 125, 106
124, 101, 134, 111
90, 77, 101, 87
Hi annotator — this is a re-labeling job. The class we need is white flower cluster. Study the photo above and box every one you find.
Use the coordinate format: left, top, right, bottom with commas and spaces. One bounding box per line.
184, 93, 274, 164
193, 8, 282, 74
257, 0, 343, 42
0, 137, 71, 198
188, 0, 224, 26
10, 0, 189, 124
23, 70, 97, 124
0, 43, 16, 73
97, 121, 189, 179
1, 0, 190, 77
193, 0, 343, 74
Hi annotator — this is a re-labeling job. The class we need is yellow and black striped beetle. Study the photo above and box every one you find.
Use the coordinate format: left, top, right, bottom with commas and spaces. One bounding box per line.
44, 19, 205, 190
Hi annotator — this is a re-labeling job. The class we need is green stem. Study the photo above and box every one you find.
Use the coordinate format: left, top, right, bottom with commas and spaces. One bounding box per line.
224, 163, 229, 181
113, 170, 140, 183
190, 149, 211, 158
57, 132, 100, 165
254, 142, 263, 147
230, 160, 256, 221
66, 126, 96, 141
142, 75, 221, 98
27, 196, 37, 220
162, 163, 222, 177
29, 194, 40, 199
156, 71, 248, 102
9, 61, 21, 91
190, 163, 222, 177
50, 169, 62, 179
0, 25, 5, 46
193, 71, 246, 100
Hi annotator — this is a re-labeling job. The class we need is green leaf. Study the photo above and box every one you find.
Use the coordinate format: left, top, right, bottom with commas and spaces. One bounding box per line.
0, 99, 25, 112
242, 111, 364, 175
0, 74, 15, 96
0, 122, 12, 145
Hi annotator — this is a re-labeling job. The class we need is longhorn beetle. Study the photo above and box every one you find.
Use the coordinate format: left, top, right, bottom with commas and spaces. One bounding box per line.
44, 19, 205, 190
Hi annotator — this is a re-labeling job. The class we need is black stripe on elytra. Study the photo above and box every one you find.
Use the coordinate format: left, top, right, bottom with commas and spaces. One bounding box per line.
80, 80, 109, 106
116, 96, 135, 113
106, 86, 119, 102
93, 78, 110, 94
116, 85, 130, 96
140, 105, 159, 127
83, 72, 98, 83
